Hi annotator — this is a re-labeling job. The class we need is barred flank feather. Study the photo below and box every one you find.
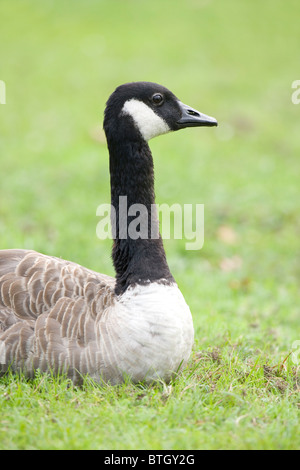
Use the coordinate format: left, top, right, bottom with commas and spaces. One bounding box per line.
0, 249, 115, 383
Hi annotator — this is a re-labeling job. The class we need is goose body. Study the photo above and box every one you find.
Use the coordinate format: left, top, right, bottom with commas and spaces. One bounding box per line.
0, 82, 217, 384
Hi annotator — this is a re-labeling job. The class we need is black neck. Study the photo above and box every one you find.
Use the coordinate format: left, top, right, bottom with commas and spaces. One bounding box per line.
107, 137, 174, 295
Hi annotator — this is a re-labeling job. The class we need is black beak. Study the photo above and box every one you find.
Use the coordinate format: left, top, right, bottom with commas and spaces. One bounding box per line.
177, 101, 218, 128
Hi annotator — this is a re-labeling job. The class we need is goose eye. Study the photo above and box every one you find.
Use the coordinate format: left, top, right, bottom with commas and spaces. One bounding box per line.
152, 93, 164, 105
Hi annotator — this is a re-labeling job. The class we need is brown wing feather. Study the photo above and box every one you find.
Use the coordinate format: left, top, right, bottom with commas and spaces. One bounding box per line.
0, 249, 116, 383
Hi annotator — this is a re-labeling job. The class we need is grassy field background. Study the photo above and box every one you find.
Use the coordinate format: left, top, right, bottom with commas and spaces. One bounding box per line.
0, 0, 299, 450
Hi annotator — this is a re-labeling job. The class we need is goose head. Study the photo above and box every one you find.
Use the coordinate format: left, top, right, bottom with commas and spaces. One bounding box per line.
104, 81, 218, 142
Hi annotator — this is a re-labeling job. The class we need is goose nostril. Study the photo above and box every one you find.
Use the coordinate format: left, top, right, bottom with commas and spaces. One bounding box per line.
187, 109, 200, 117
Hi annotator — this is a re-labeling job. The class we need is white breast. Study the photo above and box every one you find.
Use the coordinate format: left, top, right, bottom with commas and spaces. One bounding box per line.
97, 282, 194, 384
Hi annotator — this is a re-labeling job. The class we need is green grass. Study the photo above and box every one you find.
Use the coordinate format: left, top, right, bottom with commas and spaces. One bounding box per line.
0, 351, 299, 450
0, 0, 299, 450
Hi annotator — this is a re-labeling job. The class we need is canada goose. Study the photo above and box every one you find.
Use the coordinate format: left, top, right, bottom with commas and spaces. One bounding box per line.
0, 82, 217, 384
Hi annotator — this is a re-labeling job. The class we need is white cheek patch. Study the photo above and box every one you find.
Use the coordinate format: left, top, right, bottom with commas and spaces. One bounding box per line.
121, 99, 170, 141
